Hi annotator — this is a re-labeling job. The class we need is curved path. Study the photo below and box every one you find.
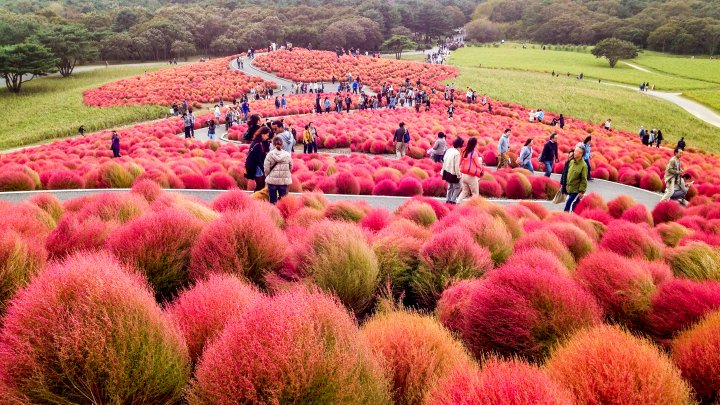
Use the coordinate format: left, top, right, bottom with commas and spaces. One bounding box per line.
1, 54, 662, 211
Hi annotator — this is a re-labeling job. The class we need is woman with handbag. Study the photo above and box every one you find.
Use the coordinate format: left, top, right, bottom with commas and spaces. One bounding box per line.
244, 126, 271, 192
441, 137, 464, 204
458, 137, 484, 203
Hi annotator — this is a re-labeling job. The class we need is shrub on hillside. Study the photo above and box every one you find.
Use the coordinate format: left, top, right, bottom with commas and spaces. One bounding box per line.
372, 234, 423, 299
656, 222, 693, 247
0, 230, 46, 314
0, 252, 189, 403
75, 192, 149, 224
442, 211, 513, 265
299, 221, 380, 314
187, 288, 391, 404
620, 204, 653, 226
46, 214, 117, 259
499, 248, 569, 276
505, 173, 532, 199
0, 171, 36, 191
574, 250, 657, 328
46, 170, 85, 190
574, 192, 607, 214
324, 200, 370, 222
396, 200, 438, 227
600, 220, 663, 260
671, 310, 720, 403
435, 279, 479, 335
360, 208, 393, 232
411, 227, 493, 309
652, 200, 684, 224
450, 266, 602, 360
607, 195, 635, 218
189, 209, 287, 287
545, 325, 692, 405
514, 230, 576, 270
643, 278, 720, 340
28, 193, 64, 223
665, 242, 720, 281
425, 358, 574, 405
362, 311, 473, 405
106, 209, 204, 301
544, 222, 595, 261
166, 273, 263, 363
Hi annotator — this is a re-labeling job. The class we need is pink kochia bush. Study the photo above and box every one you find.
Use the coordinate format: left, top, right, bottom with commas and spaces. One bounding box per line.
439, 266, 602, 360
600, 220, 663, 260
574, 250, 659, 328
545, 325, 693, 405
425, 358, 574, 405
0, 252, 190, 403
189, 208, 287, 288
187, 288, 392, 404
643, 278, 720, 340
106, 208, 204, 300
166, 273, 264, 363
361, 310, 473, 405
671, 310, 720, 403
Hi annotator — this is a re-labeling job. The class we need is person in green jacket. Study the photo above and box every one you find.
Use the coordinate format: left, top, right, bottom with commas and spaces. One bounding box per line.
564, 144, 588, 212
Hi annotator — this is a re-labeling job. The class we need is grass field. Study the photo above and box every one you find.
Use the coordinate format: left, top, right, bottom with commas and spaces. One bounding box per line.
450, 67, 720, 152
633, 53, 720, 85
0, 66, 169, 150
451, 44, 715, 91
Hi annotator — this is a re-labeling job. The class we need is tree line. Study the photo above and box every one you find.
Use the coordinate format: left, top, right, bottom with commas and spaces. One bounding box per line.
464, 0, 720, 55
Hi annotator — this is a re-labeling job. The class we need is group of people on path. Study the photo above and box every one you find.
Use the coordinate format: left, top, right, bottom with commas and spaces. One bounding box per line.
639, 126, 664, 147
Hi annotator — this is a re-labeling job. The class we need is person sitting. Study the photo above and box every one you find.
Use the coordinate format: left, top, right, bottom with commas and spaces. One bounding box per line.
671, 173, 692, 206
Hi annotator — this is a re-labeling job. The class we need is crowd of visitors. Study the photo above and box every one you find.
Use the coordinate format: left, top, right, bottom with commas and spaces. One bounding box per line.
639, 126, 664, 147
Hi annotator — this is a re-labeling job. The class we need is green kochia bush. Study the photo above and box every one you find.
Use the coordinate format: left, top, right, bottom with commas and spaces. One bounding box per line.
665, 242, 720, 281
0, 251, 190, 403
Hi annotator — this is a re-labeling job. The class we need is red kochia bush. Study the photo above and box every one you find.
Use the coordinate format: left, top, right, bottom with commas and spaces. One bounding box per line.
499, 248, 569, 276
652, 200, 684, 224
504, 173, 532, 199
189, 209, 287, 288
46, 214, 118, 259
514, 230, 576, 270
360, 208, 393, 232
574, 250, 657, 328
643, 278, 720, 340
361, 311, 473, 405
600, 220, 663, 260
373, 179, 398, 196
435, 279, 480, 335
621, 204, 653, 225
451, 266, 602, 360
107, 209, 204, 300
425, 359, 573, 405
607, 195, 635, 218
210, 189, 253, 212
335, 172, 361, 195
0, 252, 190, 404
396, 177, 423, 196
166, 273, 263, 363
187, 288, 391, 404
46, 170, 85, 190
0, 171, 36, 191
671, 311, 720, 403
546, 325, 693, 405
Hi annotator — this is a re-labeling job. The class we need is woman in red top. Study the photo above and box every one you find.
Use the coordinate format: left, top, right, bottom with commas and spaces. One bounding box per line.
458, 137, 484, 203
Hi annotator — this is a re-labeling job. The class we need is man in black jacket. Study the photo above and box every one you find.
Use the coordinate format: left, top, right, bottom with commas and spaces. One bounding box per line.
539, 133, 559, 177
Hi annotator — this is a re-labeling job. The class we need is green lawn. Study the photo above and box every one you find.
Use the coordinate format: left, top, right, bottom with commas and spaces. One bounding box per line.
0, 66, 169, 150
634, 53, 720, 85
450, 67, 720, 152
451, 44, 715, 91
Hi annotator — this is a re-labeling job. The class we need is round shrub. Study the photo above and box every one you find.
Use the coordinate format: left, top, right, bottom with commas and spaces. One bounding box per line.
448, 212, 513, 265
621, 204, 653, 225
131, 179, 163, 202
324, 200, 369, 222
372, 234, 423, 299
505, 173, 532, 199
396, 200, 438, 227
300, 221, 380, 314
422, 177, 447, 197
425, 358, 573, 405
107, 209, 204, 301
47, 170, 85, 190
652, 200, 684, 224
574, 192, 607, 214
187, 288, 391, 404
0, 252, 190, 403
546, 325, 693, 405
671, 310, 720, 403
372, 179, 398, 196
600, 220, 663, 260
607, 195, 635, 218
76, 192, 149, 224
46, 214, 117, 259
211, 189, 253, 212
208, 172, 236, 190
575, 250, 657, 328
396, 177, 423, 197
180, 173, 210, 189
0, 171, 36, 191
665, 242, 720, 281
0, 230, 46, 313
514, 230, 576, 270
189, 209, 287, 288
166, 273, 263, 363
452, 266, 602, 360
500, 248, 569, 276
29, 193, 64, 223
362, 311, 473, 405
643, 278, 720, 340
640, 171, 664, 192
335, 172, 361, 195
656, 222, 693, 247
544, 222, 595, 262
360, 208, 393, 232
412, 227, 493, 309
435, 279, 479, 335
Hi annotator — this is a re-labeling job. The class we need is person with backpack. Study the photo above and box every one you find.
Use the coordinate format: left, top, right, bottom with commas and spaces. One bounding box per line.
497, 128, 511, 169
458, 137, 484, 203
517, 138, 534, 173
264, 137, 293, 205
442, 137, 464, 204
539, 133, 559, 177
245, 126, 271, 192
393, 122, 410, 158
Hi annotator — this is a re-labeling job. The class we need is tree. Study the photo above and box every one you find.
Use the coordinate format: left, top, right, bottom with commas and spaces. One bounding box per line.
33, 24, 99, 77
591, 37, 637, 68
464, 19, 501, 43
171, 40, 196, 60
381, 35, 416, 59
0, 41, 57, 93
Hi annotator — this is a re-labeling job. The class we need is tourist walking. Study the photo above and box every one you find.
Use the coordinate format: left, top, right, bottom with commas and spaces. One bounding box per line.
111, 131, 121, 158
188, 109, 195, 137
655, 129, 663, 148
241, 100, 250, 122
539, 133, 559, 177
429, 132, 448, 162
661, 147, 684, 202
207, 119, 216, 140
393, 122, 410, 158
559, 114, 565, 129
604, 118, 612, 131
245, 126, 271, 192
497, 128, 511, 169
303, 123, 318, 153
458, 137, 484, 203
264, 137, 293, 205
677, 137, 686, 150
518, 138, 534, 173
442, 137, 464, 204
447, 102, 454, 119
582, 136, 593, 180
214, 105, 221, 122
562, 144, 588, 213
183, 112, 193, 139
